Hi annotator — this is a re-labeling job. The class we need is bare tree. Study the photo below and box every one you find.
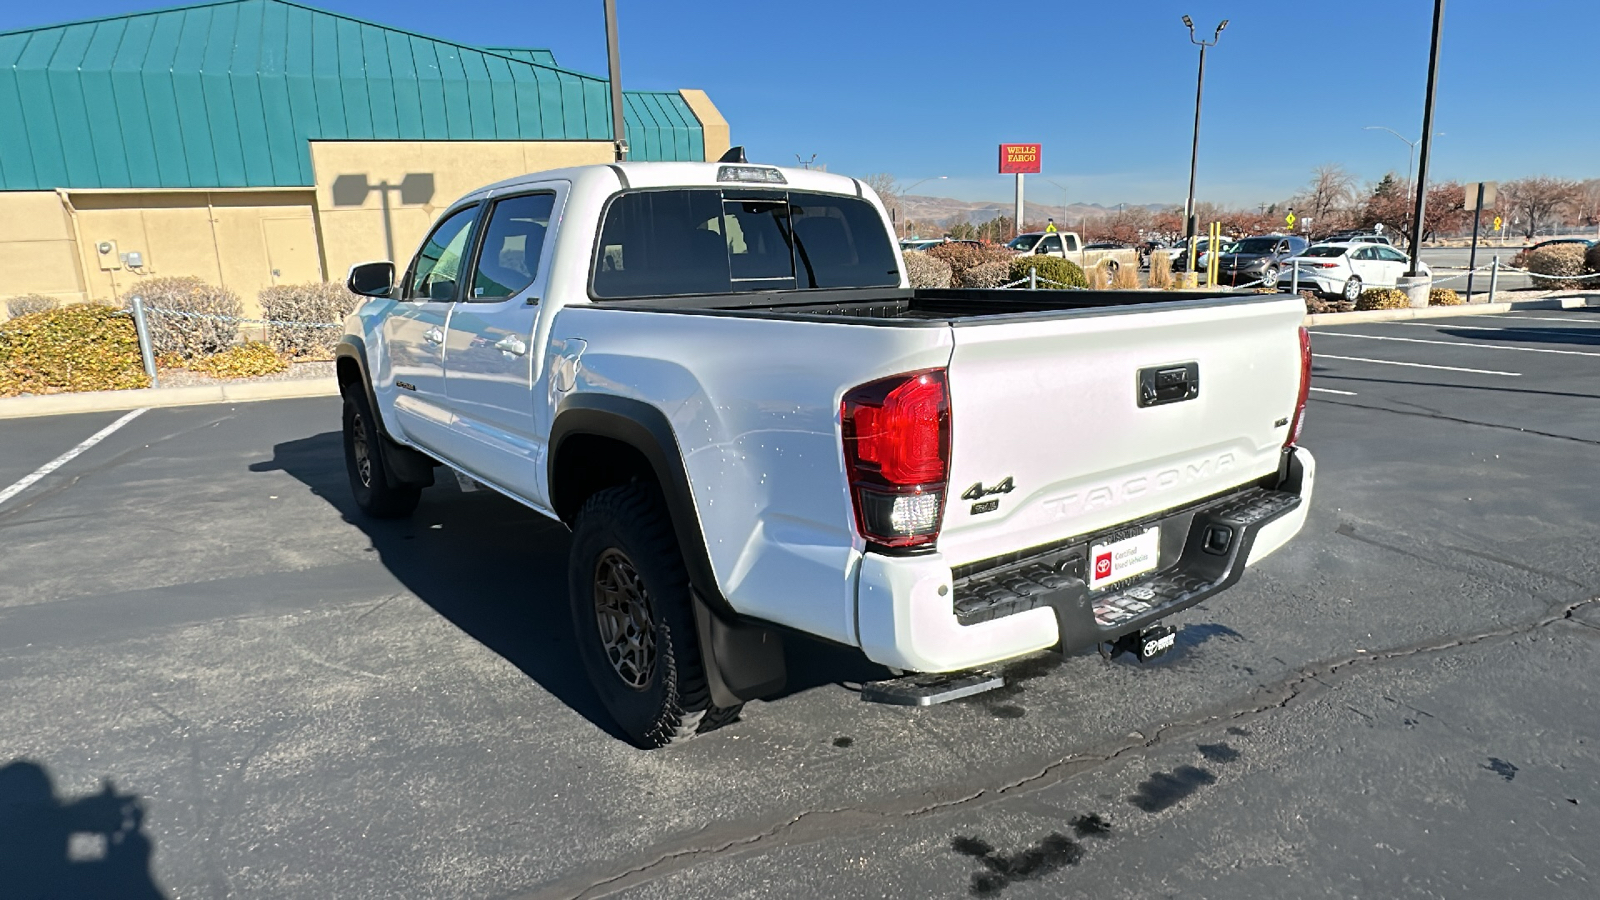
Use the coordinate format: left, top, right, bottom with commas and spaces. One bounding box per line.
1577, 178, 1600, 233
1298, 164, 1355, 225
1502, 176, 1582, 238
860, 173, 906, 234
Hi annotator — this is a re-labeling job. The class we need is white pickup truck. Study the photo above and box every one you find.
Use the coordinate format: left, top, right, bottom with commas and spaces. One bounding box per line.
336, 158, 1315, 747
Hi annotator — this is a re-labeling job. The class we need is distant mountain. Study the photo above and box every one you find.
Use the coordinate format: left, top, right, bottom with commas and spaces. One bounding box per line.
896, 194, 1169, 228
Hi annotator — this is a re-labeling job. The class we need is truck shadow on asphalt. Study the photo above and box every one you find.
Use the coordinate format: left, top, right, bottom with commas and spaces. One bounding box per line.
0, 759, 167, 899
254, 432, 890, 742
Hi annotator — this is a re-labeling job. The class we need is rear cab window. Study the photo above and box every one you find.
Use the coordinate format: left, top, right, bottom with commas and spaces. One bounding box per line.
591, 189, 899, 299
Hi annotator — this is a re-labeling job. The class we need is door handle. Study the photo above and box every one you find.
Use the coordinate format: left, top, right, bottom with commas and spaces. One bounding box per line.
424, 327, 444, 345
494, 336, 528, 356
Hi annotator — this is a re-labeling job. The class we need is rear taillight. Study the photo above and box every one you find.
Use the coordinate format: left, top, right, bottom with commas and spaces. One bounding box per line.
1301, 261, 1337, 268
1286, 326, 1311, 448
841, 369, 951, 550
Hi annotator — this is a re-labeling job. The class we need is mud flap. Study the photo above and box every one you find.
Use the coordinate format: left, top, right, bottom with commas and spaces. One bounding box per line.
690, 591, 787, 708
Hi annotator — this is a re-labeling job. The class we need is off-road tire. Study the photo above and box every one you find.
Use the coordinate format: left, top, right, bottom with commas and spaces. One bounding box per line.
569, 482, 740, 747
343, 391, 421, 518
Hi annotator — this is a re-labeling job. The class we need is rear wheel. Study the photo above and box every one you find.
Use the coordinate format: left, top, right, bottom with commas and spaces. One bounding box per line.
343, 391, 421, 518
568, 482, 741, 747
1342, 276, 1363, 302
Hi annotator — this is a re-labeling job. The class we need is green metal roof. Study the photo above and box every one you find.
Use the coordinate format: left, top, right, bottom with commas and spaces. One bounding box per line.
0, 0, 705, 191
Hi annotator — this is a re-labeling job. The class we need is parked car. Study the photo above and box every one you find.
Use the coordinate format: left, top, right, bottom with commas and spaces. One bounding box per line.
1284, 242, 1433, 301
1006, 231, 1140, 272
1320, 230, 1394, 246
1173, 236, 1220, 271
1208, 235, 1311, 288
900, 238, 945, 252
336, 159, 1315, 747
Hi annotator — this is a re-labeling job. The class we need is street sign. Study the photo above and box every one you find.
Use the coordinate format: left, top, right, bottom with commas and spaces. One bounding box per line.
1285, 212, 1297, 229
1493, 216, 1503, 231
998, 144, 1041, 174
1464, 181, 1498, 211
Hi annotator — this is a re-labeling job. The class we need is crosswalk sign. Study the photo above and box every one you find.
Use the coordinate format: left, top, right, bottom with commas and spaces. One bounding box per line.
1285, 212, 1297, 230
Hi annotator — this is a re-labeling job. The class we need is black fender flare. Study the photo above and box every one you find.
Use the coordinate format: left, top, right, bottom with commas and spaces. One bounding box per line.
551, 394, 786, 706
334, 336, 435, 487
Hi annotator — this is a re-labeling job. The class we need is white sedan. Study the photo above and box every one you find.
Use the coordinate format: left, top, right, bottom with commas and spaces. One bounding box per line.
1282, 242, 1432, 301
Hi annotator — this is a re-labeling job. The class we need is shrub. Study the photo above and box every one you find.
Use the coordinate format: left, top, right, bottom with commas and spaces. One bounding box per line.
185, 341, 289, 379
1006, 255, 1087, 289
902, 251, 952, 289
0, 305, 149, 396
1111, 262, 1140, 290
1428, 287, 1463, 306
130, 276, 242, 359
1355, 288, 1410, 311
6, 294, 58, 319
1147, 252, 1173, 290
1524, 244, 1586, 289
928, 242, 1013, 282
1085, 261, 1112, 290
956, 260, 1011, 289
260, 282, 357, 358
1585, 243, 1600, 289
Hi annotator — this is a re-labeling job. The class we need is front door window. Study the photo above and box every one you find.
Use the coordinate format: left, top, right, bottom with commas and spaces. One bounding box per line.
406, 205, 480, 302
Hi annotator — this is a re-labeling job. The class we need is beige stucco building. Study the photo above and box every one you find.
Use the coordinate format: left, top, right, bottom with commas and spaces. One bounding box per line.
0, 1, 729, 318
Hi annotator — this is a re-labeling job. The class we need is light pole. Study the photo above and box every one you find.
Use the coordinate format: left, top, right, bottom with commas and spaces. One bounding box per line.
1406, 0, 1446, 277
1363, 125, 1444, 238
895, 176, 946, 236
1040, 177, 1071, 229
603, 0, 627, 161
1182, 15, 1227, 256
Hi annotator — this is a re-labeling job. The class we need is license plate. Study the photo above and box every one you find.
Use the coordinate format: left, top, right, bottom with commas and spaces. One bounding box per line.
1089, 526, 1161, 590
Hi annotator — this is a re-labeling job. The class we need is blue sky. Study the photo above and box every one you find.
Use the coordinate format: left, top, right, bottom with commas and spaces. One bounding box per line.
8, 0, 1594, 207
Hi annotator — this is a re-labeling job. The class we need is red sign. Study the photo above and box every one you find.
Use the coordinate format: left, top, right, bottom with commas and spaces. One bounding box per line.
999, 143, 1041, 174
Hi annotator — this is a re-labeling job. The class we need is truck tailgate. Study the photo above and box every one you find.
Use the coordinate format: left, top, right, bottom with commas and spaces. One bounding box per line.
938, 296, 1305, 567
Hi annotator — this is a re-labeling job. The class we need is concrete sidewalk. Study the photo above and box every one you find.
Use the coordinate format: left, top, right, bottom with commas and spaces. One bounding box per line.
1304, 293, 1597, 326
0, 376, 338, 419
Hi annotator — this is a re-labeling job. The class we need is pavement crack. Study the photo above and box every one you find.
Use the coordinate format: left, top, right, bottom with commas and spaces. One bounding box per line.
518, 595, 1600, 900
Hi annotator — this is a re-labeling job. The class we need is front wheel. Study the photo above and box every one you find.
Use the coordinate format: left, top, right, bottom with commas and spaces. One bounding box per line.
1342, 276, 1363, 302
343, 392, 421, 518
568, 483, 741, 747
1261, 266, 1281, 289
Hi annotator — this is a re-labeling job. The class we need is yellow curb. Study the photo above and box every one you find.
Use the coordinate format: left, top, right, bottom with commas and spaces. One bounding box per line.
0, 377, 339, 419
1306, 295, 1596, 326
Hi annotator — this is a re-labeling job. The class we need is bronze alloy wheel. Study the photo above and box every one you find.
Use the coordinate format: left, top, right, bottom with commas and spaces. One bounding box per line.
351, 410, 373, 488
593, 548, 657, 690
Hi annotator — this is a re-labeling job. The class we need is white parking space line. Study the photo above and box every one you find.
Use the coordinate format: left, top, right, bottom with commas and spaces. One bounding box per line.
1315, 354, 1521, 377
1309, 386, 1358, 396
0, 408, 148, 509
1316, 331, 1600, 358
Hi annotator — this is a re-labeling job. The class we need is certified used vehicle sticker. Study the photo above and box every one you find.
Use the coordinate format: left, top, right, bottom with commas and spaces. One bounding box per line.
1089, 526, 1160, 591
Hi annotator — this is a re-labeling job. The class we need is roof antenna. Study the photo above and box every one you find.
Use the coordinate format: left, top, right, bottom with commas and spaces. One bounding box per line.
718, 146, 747, 163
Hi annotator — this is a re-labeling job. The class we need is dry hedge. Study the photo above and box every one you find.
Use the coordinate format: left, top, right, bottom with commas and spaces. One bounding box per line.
260, 282, 357, 358
956, 260, 1012, 289
1524, 244, 1586, 289
1355, 288, 1410, 311
0, 305, 149, 396
6, 294, 58, 319
902, 251, 953, 289
186, 341, 290, 379
1428, 287, 1463, 306
928, 242, 1013, 282
132, 276, 242, 359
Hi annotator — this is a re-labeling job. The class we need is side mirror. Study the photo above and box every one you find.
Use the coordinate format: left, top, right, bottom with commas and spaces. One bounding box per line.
348, 261, 395, 298
1035, 246, 1048, 255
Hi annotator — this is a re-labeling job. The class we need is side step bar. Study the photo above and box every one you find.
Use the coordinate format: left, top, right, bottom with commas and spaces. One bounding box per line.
860, 670, 1004, 706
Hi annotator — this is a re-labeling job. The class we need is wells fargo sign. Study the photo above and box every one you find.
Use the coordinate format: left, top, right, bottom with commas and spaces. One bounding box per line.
998, 143, 1041, 174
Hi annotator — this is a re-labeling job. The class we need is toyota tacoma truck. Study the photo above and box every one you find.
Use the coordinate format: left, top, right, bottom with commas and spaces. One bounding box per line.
335, 156, 1315, 748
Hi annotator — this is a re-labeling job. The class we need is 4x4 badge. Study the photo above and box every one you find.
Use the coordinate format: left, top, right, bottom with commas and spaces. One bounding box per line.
961, 477, 1015, 501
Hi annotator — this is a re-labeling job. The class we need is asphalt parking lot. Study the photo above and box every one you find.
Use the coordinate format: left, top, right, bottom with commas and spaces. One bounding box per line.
2, 307, 1598, 899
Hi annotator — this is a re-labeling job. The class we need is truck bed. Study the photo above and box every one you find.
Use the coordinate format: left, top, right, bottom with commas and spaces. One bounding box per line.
607, 287, 1282, 324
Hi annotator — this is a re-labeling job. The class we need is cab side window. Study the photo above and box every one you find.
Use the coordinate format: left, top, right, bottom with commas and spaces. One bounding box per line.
469, 193, 557, 301
406, 205, 479, 302
1038, 234, 1063, 254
